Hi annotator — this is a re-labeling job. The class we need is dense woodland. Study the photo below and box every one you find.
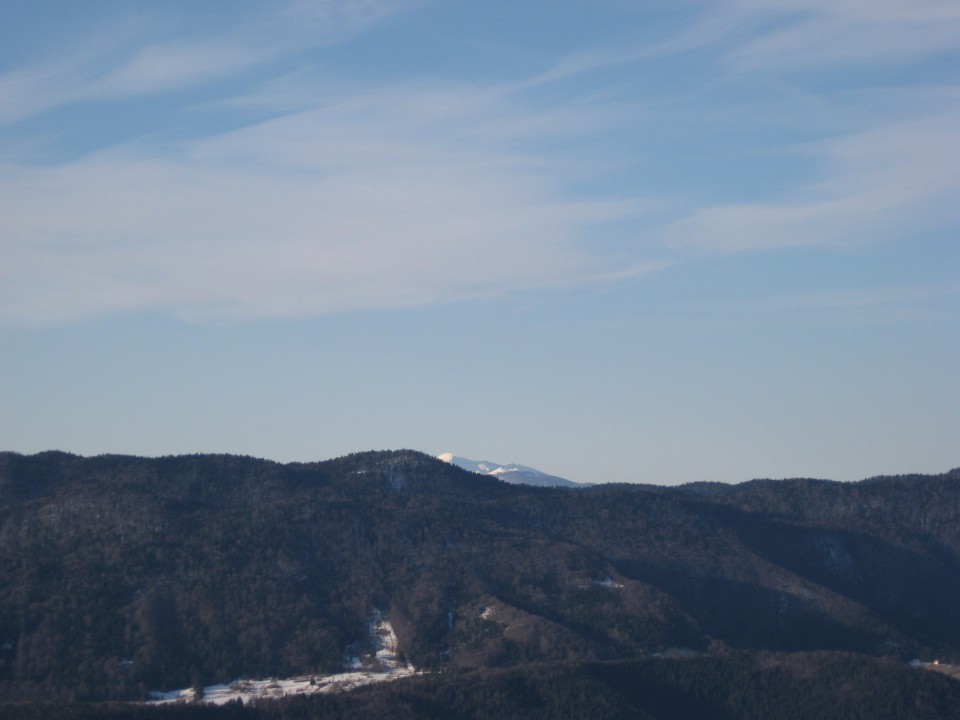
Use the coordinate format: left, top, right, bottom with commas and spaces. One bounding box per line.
5, 653, 960, 720
1, 450, 959, 717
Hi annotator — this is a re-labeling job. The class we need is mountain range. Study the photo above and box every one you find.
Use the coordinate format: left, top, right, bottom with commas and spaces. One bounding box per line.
1, 450, 958, 719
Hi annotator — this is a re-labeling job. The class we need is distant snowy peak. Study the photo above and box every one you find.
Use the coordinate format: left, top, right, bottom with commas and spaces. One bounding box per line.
437, 453, 583, 488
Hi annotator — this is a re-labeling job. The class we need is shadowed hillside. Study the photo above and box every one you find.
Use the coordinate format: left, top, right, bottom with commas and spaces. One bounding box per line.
0, 450, 958, 707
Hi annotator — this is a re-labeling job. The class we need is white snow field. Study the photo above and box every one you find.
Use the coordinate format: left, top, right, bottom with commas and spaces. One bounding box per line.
148, 610, 415, 705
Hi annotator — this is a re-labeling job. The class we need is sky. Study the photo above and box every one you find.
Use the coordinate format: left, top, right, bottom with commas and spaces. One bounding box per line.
1, 0, 958, 485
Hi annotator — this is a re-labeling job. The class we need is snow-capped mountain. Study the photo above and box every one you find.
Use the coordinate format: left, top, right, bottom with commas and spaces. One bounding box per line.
437, 452, 583, 488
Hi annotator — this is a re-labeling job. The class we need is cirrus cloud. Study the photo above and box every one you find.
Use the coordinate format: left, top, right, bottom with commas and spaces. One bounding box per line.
0, 82, 652, 325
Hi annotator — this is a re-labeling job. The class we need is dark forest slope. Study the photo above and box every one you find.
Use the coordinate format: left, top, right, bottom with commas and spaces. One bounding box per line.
0, 450, 958, 704
4, 653, 960, 720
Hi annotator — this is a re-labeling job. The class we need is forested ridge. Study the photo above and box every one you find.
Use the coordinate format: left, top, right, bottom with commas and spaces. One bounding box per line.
1, 450, 958, 718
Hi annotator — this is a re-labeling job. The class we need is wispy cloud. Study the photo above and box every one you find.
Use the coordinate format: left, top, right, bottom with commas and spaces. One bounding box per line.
0, 1, 668, 326
0, 80, 648, 324
90, 40, 271, 98
1, 0, 958, 325
726, 0, 960, 70
0, 0, 412, 127
664, 111, 960, 252
522, 0, 960, 87
647, 1, 960, 254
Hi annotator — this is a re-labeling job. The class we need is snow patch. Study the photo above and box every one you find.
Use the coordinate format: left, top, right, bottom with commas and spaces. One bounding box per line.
578, 576, 624, 589
596, 576, 624, 589
148, 610, 414, 706
438, 453, 583, 487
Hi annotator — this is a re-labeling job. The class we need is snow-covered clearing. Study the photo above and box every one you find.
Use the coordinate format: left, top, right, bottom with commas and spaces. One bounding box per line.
148, 611, 415, 705
576, 576, 624, 590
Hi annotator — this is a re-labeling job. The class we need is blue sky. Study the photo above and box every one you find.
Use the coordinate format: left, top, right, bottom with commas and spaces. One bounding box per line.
1, 0, 957, 484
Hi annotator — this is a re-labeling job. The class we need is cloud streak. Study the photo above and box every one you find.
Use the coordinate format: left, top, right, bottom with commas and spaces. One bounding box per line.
726, 0, 960, 70
0, 0, 411, 126
0, 84, 648, 324
664, 111, 960, 252
1, 0, 958, 325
